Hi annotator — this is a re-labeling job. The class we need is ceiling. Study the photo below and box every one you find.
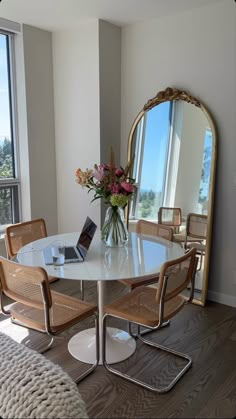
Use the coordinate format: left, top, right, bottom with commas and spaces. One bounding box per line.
0, 0, 223, 32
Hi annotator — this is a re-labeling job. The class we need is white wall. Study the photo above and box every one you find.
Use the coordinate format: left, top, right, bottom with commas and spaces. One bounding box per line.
98, 20, 121, 224
120, 0, 236, 305
52, 20, 121, 232
21, 25, 58, 235
52, 22, 101, 233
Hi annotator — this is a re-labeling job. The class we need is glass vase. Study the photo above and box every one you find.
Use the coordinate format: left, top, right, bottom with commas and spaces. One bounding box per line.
101, 206, 128, 247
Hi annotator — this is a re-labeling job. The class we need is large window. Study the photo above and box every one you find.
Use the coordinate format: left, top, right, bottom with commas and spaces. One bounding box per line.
0, 30, 20, 231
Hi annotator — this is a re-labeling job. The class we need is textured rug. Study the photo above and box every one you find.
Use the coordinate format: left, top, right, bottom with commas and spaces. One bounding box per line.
0, 332, 88, 419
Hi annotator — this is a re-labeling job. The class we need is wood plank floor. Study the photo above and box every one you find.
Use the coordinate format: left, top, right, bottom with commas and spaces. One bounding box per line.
1, 278, 236, 418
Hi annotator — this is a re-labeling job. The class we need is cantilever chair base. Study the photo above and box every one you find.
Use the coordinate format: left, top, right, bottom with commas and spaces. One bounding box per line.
103, 314, 192, 393
128, 318, 170, 338
10, 317, 55, 353
10, 313, 99, 383
102, 249, 196, 393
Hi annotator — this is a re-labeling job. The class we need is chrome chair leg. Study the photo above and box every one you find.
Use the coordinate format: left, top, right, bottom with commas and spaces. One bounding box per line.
103, 314, 192, 393
11, 317, 56, 353
80, 280, 84, 300
75, 314, 99, 384
128, 319, 170, 338
12, 313, 99, 382
0, 292, 11, 315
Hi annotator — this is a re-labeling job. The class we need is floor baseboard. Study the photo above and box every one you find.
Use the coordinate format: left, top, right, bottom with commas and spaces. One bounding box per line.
208, 290, 236, 308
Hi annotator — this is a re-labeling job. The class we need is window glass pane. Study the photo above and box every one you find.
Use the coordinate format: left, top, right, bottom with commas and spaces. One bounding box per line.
0, 186, 17, 225
137, 102, 171, 219
0, 34, 14, 179
0, 31, 19, 227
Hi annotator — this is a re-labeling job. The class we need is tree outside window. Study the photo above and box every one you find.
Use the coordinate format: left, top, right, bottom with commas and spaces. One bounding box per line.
0, 31, 20, 228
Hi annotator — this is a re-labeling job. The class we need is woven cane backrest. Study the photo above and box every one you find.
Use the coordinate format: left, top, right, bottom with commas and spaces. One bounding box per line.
186, 213, 208, 240
156, 248, 196, 303
0, 257, 52, 309
136, 220, 173, 241
5, 219, 47, 259
158, 207, 182, 227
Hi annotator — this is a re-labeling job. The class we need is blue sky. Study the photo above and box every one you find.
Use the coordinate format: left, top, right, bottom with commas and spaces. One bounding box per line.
0, 34, 11, 140
140, 102, 170, 192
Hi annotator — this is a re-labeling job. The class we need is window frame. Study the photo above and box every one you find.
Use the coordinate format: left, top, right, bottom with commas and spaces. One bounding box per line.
0, 29, 21, 231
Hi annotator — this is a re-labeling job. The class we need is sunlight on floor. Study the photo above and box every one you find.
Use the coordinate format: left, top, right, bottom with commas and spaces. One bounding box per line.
0, 317, 29, 343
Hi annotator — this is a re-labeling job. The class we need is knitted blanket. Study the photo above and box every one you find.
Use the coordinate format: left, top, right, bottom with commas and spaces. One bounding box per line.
0, 332, 88, 419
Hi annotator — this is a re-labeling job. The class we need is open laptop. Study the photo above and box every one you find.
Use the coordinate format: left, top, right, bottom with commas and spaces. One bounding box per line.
43, 216, 97, 264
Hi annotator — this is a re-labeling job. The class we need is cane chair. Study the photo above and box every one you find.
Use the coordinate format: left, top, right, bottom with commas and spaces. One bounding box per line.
0, 257, 98, 383
137, 219, 174, 240
103, 248, 197, 393
184, 213, 207, 271
5, 219, 48, 259
158, 207, 182, 230
5, 219, 84, 296
5, 219, 58, 285
120, 220, 173, 290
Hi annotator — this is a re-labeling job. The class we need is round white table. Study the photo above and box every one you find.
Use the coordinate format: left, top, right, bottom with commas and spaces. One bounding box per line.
17, 231, 184, 365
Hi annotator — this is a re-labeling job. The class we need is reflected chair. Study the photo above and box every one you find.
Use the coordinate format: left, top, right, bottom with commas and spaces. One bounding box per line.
158, 207, 182, 232
0, 257, 99, 383
137, 219, 173, 240
102, 248, 197, 393
120, 220, 173, 290
184, 213, 207, 271
158, 207, 184, 245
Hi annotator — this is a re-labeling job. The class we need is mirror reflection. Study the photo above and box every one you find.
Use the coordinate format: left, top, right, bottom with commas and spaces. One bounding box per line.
130, 101, 212, 219
127, 87, 216, 305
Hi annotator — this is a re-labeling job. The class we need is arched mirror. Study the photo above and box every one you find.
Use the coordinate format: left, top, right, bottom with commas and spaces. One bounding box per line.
127, 87, 217, 306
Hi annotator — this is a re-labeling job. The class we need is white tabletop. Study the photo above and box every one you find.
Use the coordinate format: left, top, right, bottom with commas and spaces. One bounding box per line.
17, 231, 184, 282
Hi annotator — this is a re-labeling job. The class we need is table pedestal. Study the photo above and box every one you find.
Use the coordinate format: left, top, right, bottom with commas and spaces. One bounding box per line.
68, 280, 136, 365
68, 326, 136, 365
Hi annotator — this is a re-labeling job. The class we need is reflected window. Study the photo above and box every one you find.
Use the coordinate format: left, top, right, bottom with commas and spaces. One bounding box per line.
198, 129, 212, 204
130, 102, 172, 220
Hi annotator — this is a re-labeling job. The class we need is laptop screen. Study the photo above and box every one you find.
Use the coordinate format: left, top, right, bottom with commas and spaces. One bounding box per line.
76, 216, 97, 259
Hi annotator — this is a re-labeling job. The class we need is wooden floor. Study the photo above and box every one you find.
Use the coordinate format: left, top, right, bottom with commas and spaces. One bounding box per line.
1, 278, 236, 418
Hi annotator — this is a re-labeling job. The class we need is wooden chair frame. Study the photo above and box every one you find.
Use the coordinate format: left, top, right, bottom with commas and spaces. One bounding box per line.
158, 207, 182, 233
5, 218, 48, 259
102, 248, 197, 393
136, 220, 174, 241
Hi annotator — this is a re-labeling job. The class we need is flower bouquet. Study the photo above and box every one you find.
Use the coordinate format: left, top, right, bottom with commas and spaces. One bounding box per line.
75, 149, 135, 247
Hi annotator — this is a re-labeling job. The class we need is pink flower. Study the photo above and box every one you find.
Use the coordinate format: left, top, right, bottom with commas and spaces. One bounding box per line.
115, 168, 123, 177
121, 182, 134, 193
111, 184, 121, 194
100, 164, 109, 171
92, 166, 105, 181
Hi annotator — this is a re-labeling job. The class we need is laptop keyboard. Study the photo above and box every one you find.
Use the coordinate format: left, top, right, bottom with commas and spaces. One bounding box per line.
65, 247, 78, 260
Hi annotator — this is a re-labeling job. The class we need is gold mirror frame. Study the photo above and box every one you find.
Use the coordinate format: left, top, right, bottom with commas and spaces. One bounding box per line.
127, 87, 217, 306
